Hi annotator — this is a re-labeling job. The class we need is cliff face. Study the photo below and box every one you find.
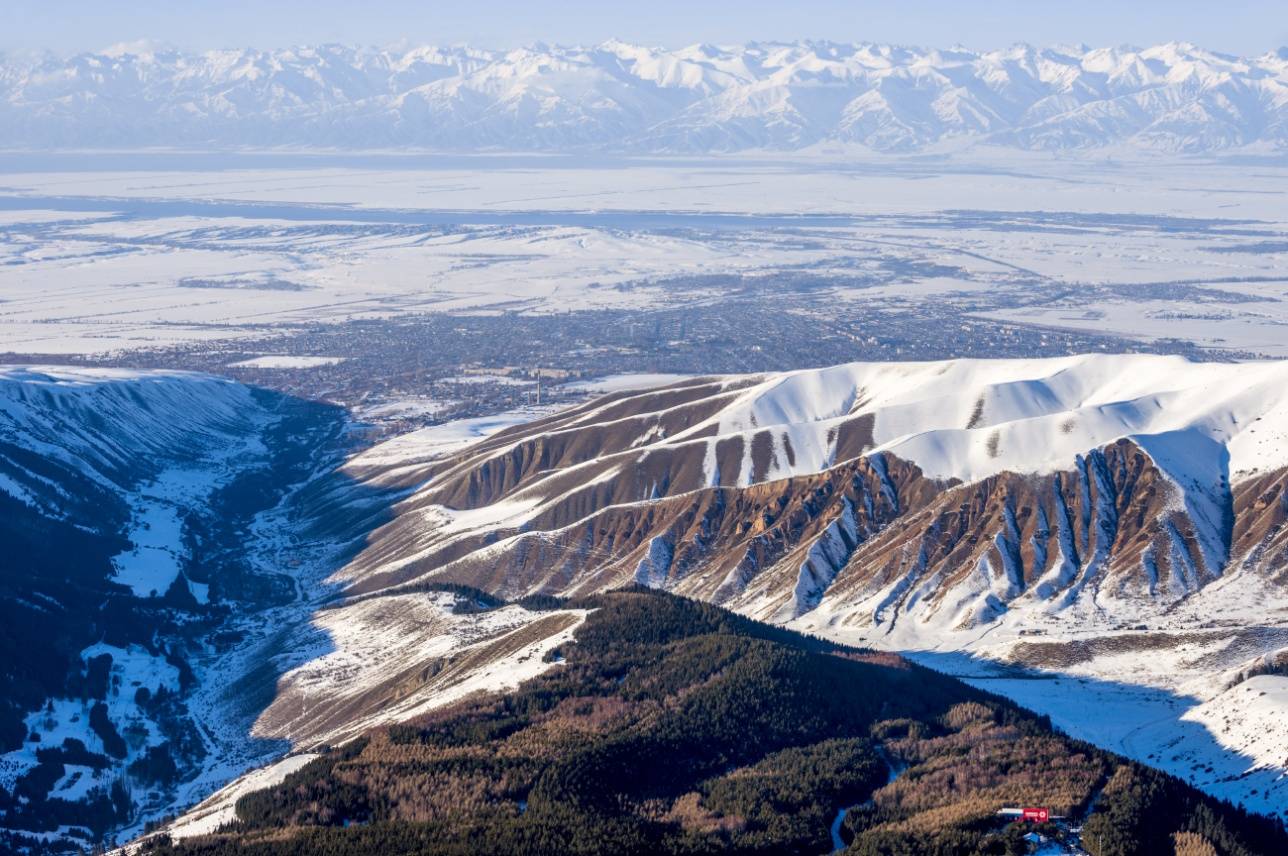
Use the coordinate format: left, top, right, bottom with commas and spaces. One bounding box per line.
341, 434, 1267, 634
1231, 468, 1288, 584
823, 438, 1232, 633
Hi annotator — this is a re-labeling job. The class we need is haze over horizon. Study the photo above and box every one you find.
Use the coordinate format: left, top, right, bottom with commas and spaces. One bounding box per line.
8, 0, 1288, 57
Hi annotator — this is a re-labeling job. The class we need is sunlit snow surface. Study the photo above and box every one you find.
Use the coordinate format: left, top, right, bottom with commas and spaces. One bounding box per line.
226, 355, 346, 369
42, 363, 1274, 849
696, 355, 1288, 485
85, 392, 583, 852
161, 753, 320, 841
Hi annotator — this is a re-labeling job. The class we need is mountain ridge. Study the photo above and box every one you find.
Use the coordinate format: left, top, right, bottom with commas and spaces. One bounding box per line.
3, 40, 1287, 153
0, 366, 370, 852
311, 355, 1288, 815
330, 355, 1288, 622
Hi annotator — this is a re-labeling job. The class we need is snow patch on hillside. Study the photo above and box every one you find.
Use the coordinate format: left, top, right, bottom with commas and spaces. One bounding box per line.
347, 403, 566, 475
227, 356, 346, 369
162, 753, 320, 841
563, 373, 693, 393
1182, 676, 1288, 781
251, 591, 587, 749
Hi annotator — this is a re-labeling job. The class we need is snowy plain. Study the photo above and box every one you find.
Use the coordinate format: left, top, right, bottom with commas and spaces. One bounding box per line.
0, 151, 1286, 357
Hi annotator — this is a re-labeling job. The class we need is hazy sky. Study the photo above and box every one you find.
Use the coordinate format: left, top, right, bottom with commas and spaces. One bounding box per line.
8, 0, 1288, 56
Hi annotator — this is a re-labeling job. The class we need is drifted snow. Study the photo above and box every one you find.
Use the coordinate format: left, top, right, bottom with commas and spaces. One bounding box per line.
668, 355, 1288, 491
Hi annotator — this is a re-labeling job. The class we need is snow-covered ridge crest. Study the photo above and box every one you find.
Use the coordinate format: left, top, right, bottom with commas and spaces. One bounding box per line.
667, 354, 1288, 488
357, 354, 1287, 515
336, 354, 1288, 564
0, 365, 265, 511
3, 40, 1287, 152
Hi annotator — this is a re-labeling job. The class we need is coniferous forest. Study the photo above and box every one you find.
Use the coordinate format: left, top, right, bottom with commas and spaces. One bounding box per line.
135, 589, 1286, 856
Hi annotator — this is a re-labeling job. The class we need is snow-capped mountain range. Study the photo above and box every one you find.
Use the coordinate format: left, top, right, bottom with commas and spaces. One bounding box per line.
3, 40, 1287, 153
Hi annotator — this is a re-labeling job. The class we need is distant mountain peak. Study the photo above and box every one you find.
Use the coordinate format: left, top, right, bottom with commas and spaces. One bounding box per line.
0, 40, 1285, 153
